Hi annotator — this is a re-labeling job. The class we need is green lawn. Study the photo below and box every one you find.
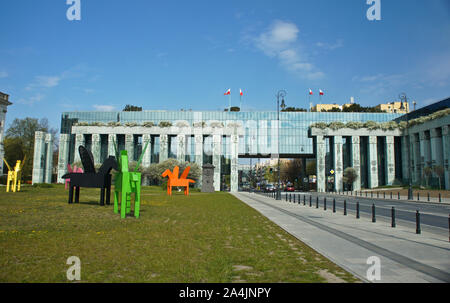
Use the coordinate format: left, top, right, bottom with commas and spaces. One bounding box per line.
0, 185, 358, 283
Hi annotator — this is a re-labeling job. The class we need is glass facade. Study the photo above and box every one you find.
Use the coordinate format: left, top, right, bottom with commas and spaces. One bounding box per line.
61, 111, 403, 157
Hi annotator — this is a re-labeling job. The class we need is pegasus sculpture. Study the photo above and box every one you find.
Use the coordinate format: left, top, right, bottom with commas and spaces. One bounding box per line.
113, 139, 149, 219
2, 156, 26, 192
161, 166, 195, 196
65, 164, 83, 190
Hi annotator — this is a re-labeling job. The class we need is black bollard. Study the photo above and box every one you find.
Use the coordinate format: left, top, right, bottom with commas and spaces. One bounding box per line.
356, 202, 360, 219
390, 192, 392, 199
316, 196, 319, 208
383, 192, 386, 199
333, 198, 336, 213
289, 193, 292, 202
398, 192, 400, 200
417, 192, 419, 201
286, 193, 288, 201
309, 195, 312, 207
372, 204, 376, 223
439, 193, 442, 203
427, 192, 430, 202
365, 191, 367, 197
344, 200, 347, 215
416, 210, 421, 234
377, 191, 379, 198
324, 197, 327, 211
391, 207, 396, 228
371, 191, 373, 198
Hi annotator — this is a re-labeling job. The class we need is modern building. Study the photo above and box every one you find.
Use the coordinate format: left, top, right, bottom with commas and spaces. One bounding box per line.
35, 97, 448, 192
0, 92, 12, 174
54, 110, 402, 192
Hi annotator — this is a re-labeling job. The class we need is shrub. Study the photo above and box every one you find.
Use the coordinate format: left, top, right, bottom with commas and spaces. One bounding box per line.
328, 121, 345, 130
143, 121, 155, 127
159, 121, 172, 128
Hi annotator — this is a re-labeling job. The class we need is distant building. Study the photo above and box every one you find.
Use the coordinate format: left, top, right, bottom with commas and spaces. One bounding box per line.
311, 104, 341, 112
0, 92, 13, 174
375, 101, 410, 114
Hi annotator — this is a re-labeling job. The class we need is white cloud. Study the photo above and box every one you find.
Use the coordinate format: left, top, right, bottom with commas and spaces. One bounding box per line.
254, 20, 324, 80
316, 39, 344, 51
26, 75, 61, 90
0, 70, 8, 78
17, 93, 45, 105
93, 104, 116, 111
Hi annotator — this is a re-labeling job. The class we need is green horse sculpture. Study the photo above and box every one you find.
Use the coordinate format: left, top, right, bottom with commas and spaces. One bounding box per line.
113, 139, 150, 219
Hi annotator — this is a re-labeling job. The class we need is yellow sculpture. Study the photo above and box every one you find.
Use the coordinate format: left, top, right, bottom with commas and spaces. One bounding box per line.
3, 156, 26, 192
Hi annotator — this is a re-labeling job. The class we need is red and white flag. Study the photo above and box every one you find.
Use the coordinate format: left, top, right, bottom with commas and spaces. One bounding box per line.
240, 89, 243, 96
224, 89, 231, 95
309, 89, 313, 95
319, 89, 324, 96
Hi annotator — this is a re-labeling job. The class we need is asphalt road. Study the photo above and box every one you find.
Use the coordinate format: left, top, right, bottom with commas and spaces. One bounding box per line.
272, 191, 450, 230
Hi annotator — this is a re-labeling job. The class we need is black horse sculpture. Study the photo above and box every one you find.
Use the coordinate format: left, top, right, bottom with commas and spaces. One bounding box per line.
62, 146, 118, 205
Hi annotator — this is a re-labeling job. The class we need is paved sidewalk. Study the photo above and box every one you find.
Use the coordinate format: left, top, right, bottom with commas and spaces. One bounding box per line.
233, 192, 450, 283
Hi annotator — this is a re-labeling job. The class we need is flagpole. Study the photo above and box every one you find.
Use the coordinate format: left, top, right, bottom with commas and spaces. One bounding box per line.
229, 93, 231, 111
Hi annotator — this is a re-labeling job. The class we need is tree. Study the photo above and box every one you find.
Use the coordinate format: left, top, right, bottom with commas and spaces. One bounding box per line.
281, 107, 307, 112
123, 105, 142, 111
306, 160, 316, 176
433, 165, 444, 190
143, 159, 201, 186
5, 117, 58, 180
423, 166, 433, 188
343, 167, 358, 191
281, 159, 303, 186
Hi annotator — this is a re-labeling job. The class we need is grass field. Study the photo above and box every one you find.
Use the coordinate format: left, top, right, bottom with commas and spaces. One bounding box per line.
0, 185, 359, 283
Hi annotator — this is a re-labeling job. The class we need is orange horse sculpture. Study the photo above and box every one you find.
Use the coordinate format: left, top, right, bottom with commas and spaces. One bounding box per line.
161, 166, 195, 196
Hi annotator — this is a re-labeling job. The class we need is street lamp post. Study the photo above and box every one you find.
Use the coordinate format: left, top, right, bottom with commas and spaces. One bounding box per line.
276, 90, 286, 200
400, 93, 413, 200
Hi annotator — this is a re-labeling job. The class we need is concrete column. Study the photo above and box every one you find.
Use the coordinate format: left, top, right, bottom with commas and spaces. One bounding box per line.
125, 134, 134, 160
316, 135, 326, 192
351, 136, 361, 191
419, 132, 426, 182
212, 134, 222, 191
159, 134, 168, 163
333, 136, 343, 192
32, 131, 46, 184
194, 134, 203, 187
385, 136, 395, 185
57, 133, 70, 183
108, 134, 116, 157
410, 133, 421, 184
430, 128, 443, 167
74, 133, 85, 163
368, 136, 378, 189
442, 126, 450, 190
91, 133, 101, 165
44, 133, 54, 183
142, 134, 151, 167
230, 134, 239, 192
401, 136, 410, 182
177, 134, 186, 162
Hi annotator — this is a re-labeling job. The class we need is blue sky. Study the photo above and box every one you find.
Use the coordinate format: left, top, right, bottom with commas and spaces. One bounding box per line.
1, 0, 449, 131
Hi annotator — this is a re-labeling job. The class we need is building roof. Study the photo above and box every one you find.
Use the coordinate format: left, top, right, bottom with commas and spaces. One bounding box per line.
0, 92, 12, 106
